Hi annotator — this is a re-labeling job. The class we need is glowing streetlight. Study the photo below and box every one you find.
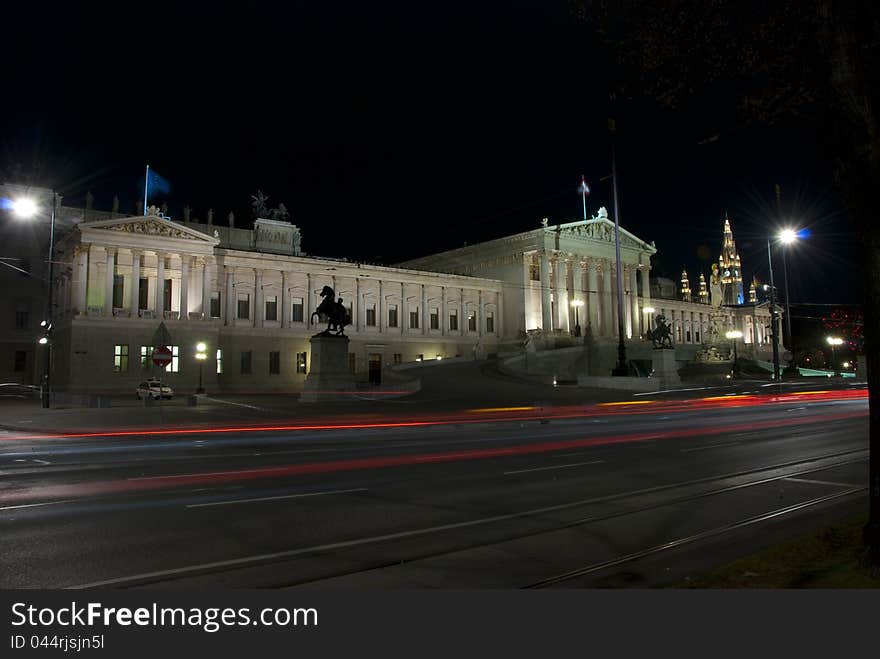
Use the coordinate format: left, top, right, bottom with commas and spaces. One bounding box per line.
779, 228, 798, 244
9, 193, 57, 408
826, 336, 844, 377
12, 198, 39, 219
726, 329, 743, 377
570, 299, 584, 337
195, 342, 207, 393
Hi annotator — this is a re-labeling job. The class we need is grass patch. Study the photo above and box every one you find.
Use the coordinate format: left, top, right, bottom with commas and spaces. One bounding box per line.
680, 515, 880, 588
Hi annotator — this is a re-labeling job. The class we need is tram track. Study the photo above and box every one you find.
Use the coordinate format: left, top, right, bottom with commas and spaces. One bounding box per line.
70, 447, 869, 589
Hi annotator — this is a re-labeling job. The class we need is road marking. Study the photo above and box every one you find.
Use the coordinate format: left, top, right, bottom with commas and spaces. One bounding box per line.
0, 499, 78, 511
504, 460, 604, 475
32, 459, 51, 465
67, 452, 867, 589
681, 441, 741, 453
186, 487, 368, 509
782, 477, 861, 488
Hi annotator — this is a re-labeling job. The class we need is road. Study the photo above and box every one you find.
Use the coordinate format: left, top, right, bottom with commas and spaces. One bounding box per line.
0, 386, 869, 588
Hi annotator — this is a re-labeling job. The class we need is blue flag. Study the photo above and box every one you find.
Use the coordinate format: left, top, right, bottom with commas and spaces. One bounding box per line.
139, 167, 171, 201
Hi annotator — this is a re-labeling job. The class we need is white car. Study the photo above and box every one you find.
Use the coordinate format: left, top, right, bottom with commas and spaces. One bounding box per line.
136, 380, 174, 400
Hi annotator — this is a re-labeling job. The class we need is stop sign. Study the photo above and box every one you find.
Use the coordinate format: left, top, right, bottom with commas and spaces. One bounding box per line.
152, 345, 173, 368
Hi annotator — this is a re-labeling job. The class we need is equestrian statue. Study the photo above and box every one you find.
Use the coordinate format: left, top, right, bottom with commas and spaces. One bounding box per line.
646, 313, 674, 349
311, 285, 350, 336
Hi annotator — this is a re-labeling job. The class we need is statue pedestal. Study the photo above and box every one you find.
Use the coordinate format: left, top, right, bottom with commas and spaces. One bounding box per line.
652, 348, 681, 387
300, 334, 357, 403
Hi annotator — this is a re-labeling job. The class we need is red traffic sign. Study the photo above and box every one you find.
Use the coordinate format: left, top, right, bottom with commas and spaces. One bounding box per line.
152, 345, 173, 368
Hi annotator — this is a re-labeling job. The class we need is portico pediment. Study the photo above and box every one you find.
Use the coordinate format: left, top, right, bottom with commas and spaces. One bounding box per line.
78, 210, 220, 252
557, 216, 656, 254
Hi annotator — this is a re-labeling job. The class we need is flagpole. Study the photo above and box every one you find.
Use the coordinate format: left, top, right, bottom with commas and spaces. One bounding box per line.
143, 164, 150, 216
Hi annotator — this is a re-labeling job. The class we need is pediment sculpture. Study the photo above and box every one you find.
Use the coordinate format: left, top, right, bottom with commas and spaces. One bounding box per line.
107, 219, 198, 240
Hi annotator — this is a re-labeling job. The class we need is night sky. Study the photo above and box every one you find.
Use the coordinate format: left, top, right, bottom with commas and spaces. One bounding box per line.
1, 1, 860, 316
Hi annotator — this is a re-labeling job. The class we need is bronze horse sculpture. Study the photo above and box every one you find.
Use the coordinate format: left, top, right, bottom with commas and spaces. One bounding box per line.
646, 313, 674, 349
311, 285, 350, 335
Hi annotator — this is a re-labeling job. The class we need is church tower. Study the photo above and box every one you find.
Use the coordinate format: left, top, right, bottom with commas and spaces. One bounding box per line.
719, 213, 744, 305
749, 277, 758, 303
698, 273, 709, 304
680, 269, 692, 302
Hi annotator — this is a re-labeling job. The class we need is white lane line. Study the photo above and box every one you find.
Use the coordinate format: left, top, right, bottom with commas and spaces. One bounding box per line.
185, 487, 368, 509
782, 477, 861, 488
68, 452, 867, 589
504, 460, 604, 475
681, 441, 741, 453
0, 499, 79, 511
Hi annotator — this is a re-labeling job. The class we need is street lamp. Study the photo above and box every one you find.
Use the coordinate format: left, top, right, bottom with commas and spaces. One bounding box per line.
726, 329, 743, 378
826, 336, 843, 377
11, 193, 57, 408
195, 342, 207, 394
778, 227, 802, 376
570, 299, 584, 337
765, 239, 782, 383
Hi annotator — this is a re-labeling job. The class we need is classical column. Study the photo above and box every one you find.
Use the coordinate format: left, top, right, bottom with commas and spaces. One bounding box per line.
201, 257, 212, 318
378, 279, 384, 333
420, 283, 426, 335
305, 273, 312, 330
496, 289, 503, 337
254, 269, 263, 328
400, 282, 405, 335
225, 267, 234, 326
354, 278, 360, 332
104, 248, 115, 316
571, 259, 582, 331
440, 285, 447, 336
629, 266, 639, 339
587, 259, 599, 336
554, 255, 567, 331
281, 271, 290, 328
74, 246, 89, 314
539, 250, 552, 331
180, 255, 190, 320
602, 260, 613, 337
639, 265, 651, 338
478, 289, 484, 337
460, 287, 465, 336
129, 250, 141, 318
154, 252, 165, 315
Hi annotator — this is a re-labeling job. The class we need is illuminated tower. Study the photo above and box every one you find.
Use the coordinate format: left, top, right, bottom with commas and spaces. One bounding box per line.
698, 273, 709, 304
680, 269, 692, 302
719, 213, 744, 305
749, 277, 758, 303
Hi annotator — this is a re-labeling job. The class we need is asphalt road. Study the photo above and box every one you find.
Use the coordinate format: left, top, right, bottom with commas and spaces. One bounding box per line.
0, 388, 869, 588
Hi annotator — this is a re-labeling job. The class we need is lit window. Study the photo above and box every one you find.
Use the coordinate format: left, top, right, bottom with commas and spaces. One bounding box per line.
114, 344, 129, 373
216, 348, 223, 374
140, 346, 153, 369
165, 345, 179, 373
468, 312, 477, 332
393, 353, 402, 364
296, 351, 307, 374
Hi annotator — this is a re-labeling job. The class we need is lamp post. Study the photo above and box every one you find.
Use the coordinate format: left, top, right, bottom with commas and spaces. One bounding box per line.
570, 299, 584, 338
726, 329, 743, 378
195, 342, 207, 394
11, 194, 57, 409
826, 336, 843, 377
766, 238, 781, 383
779, 228, 800, 375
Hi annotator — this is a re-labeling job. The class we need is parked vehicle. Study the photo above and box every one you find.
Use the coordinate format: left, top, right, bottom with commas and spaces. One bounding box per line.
136, 380, 173, 400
